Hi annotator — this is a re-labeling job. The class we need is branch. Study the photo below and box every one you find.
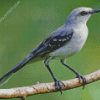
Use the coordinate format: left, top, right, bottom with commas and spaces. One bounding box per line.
0, 70, 100, 99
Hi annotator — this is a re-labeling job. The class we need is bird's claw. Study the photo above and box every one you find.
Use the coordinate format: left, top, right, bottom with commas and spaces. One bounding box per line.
76, 74, 86, 89
55, 80, 64, 94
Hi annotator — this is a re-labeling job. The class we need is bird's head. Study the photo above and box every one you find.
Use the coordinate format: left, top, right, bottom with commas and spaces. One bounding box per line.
67, 7, 100, 25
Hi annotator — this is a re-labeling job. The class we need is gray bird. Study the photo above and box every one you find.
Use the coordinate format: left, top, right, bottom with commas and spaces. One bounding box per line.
0, 7, 100, 91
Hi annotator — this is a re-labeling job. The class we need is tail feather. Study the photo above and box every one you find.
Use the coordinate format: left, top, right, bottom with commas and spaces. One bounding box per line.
0, 53, 36, 86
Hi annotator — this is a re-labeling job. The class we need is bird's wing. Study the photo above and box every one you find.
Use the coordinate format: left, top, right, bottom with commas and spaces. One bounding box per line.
32, 29, 73, 57
0, 28, 73, 85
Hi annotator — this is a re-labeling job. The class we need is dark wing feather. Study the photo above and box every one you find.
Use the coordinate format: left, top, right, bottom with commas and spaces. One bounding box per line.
32, 31, 73, 57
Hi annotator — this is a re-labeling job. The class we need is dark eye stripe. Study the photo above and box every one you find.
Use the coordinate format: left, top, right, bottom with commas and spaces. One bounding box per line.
80, 11, 88, 16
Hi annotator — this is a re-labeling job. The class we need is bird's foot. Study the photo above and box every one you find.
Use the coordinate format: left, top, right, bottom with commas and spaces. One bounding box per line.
54, 79, 64, 94
76, 74, 86, 89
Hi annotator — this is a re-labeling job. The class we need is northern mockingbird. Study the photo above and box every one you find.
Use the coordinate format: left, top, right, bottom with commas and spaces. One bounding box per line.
0, 7, 100, 91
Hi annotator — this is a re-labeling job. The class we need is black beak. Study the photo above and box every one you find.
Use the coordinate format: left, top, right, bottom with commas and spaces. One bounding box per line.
89, 9, 100, 14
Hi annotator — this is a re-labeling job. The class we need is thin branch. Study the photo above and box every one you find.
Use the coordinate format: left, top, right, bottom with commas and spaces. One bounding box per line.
0, 70, 100, 99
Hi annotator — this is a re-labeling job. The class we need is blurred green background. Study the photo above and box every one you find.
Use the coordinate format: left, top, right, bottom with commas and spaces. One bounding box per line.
0, 0, 100, 100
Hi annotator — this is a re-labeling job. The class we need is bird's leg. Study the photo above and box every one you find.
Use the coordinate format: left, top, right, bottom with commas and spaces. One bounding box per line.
60, 59, 86, 88
44, 58, 64, 93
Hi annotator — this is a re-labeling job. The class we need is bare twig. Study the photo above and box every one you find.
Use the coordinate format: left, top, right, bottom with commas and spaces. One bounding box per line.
0, 70, 100, 99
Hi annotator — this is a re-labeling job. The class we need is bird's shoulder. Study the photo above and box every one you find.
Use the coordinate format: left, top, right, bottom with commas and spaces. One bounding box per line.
32, 26, 73, 56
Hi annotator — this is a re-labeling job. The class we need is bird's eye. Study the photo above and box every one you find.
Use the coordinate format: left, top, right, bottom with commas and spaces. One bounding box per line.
80, 11, 88, 16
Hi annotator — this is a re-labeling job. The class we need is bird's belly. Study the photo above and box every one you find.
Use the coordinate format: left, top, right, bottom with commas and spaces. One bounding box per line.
49, 31, 88, 58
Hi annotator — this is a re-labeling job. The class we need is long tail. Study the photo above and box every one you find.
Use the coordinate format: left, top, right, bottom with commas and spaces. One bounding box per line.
0, 53, 36, 86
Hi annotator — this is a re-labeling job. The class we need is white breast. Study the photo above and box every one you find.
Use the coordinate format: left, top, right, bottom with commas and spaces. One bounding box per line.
49, 24, 88, 58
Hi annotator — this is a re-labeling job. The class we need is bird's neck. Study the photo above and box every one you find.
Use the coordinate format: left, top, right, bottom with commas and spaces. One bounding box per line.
64, 20, 87, 30
66, 19, 87, 26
